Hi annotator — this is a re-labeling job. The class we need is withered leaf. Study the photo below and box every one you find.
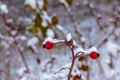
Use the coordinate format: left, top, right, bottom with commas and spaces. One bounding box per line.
51, 15, 58, 25
66, 0, 72, 5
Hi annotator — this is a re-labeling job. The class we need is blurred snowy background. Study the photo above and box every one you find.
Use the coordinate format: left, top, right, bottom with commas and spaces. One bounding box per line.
0, 0, 120, 80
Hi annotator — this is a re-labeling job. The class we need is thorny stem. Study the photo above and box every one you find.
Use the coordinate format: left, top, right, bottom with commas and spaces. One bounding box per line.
68, 46, 75, 80
54, 67, 69, 74
17, 47, 29, 73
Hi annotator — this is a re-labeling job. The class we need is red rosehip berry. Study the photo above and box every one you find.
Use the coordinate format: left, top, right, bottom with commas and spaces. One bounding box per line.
89, 51, 99, 59
43, 41, 54, 50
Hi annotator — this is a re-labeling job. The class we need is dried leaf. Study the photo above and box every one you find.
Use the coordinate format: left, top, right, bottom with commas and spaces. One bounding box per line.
51, 15, 58, 25
79, 64, 89, 71
34, 13, 49, 36
42, 4, 47, 11
36, 57, 41, 64
78, 56, 84, 61
28, 26, 38, 34
34, 13, 42, 27
44, 0, 48, 5
66, 0, 72, 5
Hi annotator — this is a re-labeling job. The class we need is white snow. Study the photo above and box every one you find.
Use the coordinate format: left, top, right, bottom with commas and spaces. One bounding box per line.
59, 0, 71, 11
42, 37, 53, 45
25, 0, 37, 9
56, 24, 68, 34
74, 47, 86, 55
86, 47, 98, 54
46, 29, 55, 38
41, 19, 48, 27
1, 40, 9, 49
106, 40, 120, 57
0, 2, 8, 14
17, 67, 26, 76
80, 37, 86, 42
43, 37, 65, 45
6, 18, 13, 24
63, 62, 71, 68
41, 11, 51, 24
43, 73, 67, 80
59, 0, 65, 3
65, 33, 72, 42
11, 30, 17, 36
16, 35, 27, 41
27, 37, 39, 46
38, 0, 44, 9
56, 25, 64, 31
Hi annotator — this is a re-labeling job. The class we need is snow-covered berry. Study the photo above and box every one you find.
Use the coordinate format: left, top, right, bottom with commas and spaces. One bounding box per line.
89, 51, 99, 59
43, 41, 54, 50
65, 33, 74, 46
86, 47, 100, 60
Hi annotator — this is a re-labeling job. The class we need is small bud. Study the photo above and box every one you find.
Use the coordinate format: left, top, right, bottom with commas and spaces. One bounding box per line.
36, 57, 41, 64
51, 15, 58, 25
65, 33, 74, 46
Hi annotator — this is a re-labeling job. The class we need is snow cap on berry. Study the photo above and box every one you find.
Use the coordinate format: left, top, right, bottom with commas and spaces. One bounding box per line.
43, 37, 53, 45
43, 37, 54, 50
86, 47, 98, 54
86, 47, 100, 59
65, 33, 74, 46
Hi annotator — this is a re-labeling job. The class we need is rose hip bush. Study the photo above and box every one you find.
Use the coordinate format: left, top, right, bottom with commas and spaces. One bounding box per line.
0, 0, 120, 80
43, 33, 100, 80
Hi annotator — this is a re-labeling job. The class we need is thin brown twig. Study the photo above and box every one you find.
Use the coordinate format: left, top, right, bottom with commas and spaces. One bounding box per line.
86, 1, 103, 30
63, 5, 82, 37
68, 46, 75, 80
54, 67, 70, 74
1, 14, 30, 73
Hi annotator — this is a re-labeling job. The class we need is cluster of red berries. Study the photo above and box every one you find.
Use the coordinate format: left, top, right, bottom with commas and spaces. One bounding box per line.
43, 39, 100, 60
